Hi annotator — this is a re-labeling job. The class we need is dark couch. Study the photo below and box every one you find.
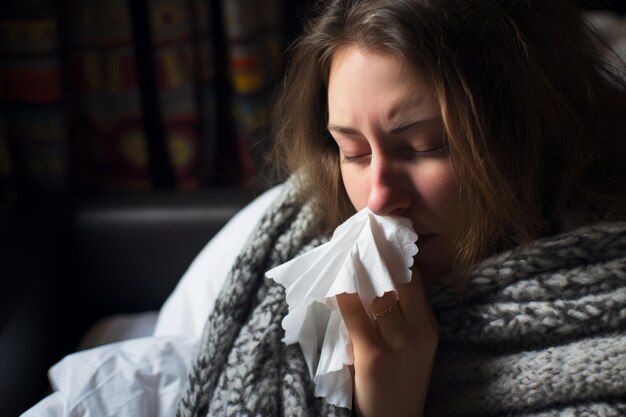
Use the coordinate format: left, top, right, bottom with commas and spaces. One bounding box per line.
0, 188, 253, 416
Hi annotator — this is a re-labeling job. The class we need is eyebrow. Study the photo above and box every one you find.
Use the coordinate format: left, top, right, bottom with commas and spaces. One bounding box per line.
326, 123, 361, 135
327, 117, 442, 136
388, 117, 442, 134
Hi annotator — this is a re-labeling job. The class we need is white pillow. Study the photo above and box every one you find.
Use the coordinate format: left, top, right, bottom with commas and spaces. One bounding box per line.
153, 184, 284, 338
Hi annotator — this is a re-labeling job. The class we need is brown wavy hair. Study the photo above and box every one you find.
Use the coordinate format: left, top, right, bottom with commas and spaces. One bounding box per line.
270, 0, 626, 276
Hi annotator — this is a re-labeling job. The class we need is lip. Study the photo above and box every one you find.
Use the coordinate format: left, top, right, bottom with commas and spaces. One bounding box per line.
416, 233, 436, 239
416, 233, 437, 245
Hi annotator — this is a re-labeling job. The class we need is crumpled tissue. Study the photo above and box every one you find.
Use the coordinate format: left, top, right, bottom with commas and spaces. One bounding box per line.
265, 207, 418, 409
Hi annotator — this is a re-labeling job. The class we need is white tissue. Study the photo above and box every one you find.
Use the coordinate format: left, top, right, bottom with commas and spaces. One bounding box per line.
265, 208, 418, 409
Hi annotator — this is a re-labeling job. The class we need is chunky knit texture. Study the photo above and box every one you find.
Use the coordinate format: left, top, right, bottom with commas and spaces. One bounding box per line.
177, 181, 626, 417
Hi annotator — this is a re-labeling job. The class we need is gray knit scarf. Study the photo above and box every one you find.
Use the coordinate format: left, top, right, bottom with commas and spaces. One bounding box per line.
177, 181, 626, 417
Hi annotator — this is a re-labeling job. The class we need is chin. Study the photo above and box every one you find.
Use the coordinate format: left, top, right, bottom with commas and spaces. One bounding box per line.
412, 233, 455, 282
414, 262, 447, 285
414, 251, 453, 285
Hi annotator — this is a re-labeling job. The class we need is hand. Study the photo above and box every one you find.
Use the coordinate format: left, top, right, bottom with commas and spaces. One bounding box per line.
336, 268, 438, 417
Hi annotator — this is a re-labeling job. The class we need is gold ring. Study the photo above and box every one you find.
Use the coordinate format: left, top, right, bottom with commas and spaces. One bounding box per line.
373, 303, 400, 320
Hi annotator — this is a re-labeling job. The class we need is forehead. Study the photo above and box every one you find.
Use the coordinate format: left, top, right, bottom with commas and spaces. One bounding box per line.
327, 46, 438, 121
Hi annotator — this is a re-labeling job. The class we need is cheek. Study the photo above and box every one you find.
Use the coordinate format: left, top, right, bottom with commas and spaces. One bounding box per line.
412, 163, 460, 226
341, 166, 369, 211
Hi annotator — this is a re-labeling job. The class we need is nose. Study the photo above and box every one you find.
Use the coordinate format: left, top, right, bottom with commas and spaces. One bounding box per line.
367, 154, 411, 217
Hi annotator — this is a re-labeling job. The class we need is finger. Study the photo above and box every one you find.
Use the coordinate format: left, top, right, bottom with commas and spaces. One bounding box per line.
371, 291, 409, 350
398, 268, 437, 334
336, 292, 380, 350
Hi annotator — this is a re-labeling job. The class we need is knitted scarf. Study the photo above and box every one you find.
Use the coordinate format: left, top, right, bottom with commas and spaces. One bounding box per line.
176, 181, 626, 417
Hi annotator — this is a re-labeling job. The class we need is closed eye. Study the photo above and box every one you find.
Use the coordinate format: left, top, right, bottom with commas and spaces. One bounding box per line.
412, 143, 446, 156
341, 143, 445, 163
341, 152, 371, 163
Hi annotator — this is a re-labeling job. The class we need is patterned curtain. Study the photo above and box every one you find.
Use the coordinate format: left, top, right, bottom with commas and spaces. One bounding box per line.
0, 1, 66, 194
67, 0, 151, 189
0, 0, 290, 196
221, 0, 282, 185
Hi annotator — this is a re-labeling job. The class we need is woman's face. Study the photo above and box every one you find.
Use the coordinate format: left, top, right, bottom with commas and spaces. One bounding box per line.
327, 46, 461, 282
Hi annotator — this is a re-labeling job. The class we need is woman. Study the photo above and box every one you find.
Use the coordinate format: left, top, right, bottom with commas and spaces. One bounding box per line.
177, 0, 626, 416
